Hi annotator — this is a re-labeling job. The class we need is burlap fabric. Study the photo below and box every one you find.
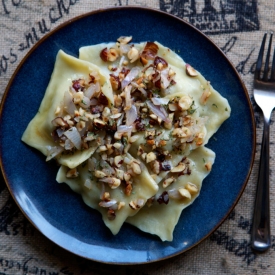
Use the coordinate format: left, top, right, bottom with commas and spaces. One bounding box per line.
0, 0, 274, 274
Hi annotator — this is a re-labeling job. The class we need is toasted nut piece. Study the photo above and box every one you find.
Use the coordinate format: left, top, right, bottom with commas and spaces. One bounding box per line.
137, 145, 144, 156
145, 130, 155, 138
196, 132, 205, 145
114, 94, 123, 107
183, 115, 192, 126
171, 162, 186, 173
182, 127, 191, 137
168, 103, 178, 112
114, 155, 123, 167
113, 142, 123, 149
172, 128, 185, 137
151, 160, 160, 175
73, 91, 84, 104
178, 188, 191, 199
109, 178, 121, 189
129, 200, 137, 210
94, 118, 106, 128
125, 181, 132, 195
149, 114, 158, 120
114, 131, 123, 140
186, 64, 198, 77
117, 36, 132, 44
66, 168, 79, 178
102, 192, 110, 200
115, 169, 124, 180
100, 47, 108, 62
99, 145, 107, 152
108, 48, 119, 62
146, 152, 156, 163
128, 47, 139, 63
146, 139, 155, 146
117, 201, 126, 210
200, 89, 211, 105
141, 152, 147, 161
164, 115, 173, 129
205, 161, 212, 171
168, 68, 176, 77
124, 172, 131, 181
186, 182, 199, 194
163, 177, 175, 188
52, 117, 69, 128
110, 113, 122, 119
106, 144, 112, 150
110, 74, 121, 91
94, 170, 107, 178
179, 95, 193, 110
159, 140, 167, 147
154, 56, 168, 71
131, 161, 142, 175
76, 121, 86, 132
129, 199, 145, 210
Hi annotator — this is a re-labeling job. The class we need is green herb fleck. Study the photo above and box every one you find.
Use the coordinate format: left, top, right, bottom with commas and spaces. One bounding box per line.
122, 137, 128, 146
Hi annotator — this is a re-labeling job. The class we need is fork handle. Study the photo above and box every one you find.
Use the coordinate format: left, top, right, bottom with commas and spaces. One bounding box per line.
251, 111, 271, 252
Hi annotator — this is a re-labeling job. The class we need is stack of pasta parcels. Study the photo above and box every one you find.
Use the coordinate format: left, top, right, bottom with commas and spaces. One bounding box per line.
22, 36, 230, 241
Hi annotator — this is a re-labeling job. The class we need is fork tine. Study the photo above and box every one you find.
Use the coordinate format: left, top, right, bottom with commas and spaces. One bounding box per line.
255, 33, 267, 80
271, 46, 275, 81
263, 33, 273, 81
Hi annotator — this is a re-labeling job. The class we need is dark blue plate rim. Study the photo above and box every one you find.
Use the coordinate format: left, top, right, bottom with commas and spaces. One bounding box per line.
0, 6, 256, 264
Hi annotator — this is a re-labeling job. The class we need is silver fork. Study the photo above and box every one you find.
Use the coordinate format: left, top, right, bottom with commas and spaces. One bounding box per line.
251, 32, 275, 252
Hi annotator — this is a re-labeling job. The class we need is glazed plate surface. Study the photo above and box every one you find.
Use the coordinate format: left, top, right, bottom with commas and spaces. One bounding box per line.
0, 7, 255, 264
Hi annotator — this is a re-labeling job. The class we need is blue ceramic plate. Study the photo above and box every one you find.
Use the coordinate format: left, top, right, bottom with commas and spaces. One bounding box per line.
0, 7, 255, 264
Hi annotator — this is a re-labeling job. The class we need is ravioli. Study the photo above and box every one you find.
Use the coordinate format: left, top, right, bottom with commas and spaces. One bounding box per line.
80, 41, 230, 146
56, 153, 158, 235
126, 146, 215, 241
22, 50, 113, 169
22, 37, 230, 241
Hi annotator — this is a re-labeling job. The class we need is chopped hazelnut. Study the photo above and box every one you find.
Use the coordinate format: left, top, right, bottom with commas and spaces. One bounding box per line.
108, 48, 119, 62
66, 168, 79, 178
163, 177, 175, 188
205, 161, 212, 171
201, 89, 211, 105
186, 182, 199, 194
186, 64, 198, 77
146, 152, 156, 163
117, 36, 132, 44
114, 155, 123, 167
131, 161, 142, 175
128, 47, 139, 63
171, 162, 186, 173
178, 188, 191, 199
94, 170, 107, 178
179, 95, 193, 111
